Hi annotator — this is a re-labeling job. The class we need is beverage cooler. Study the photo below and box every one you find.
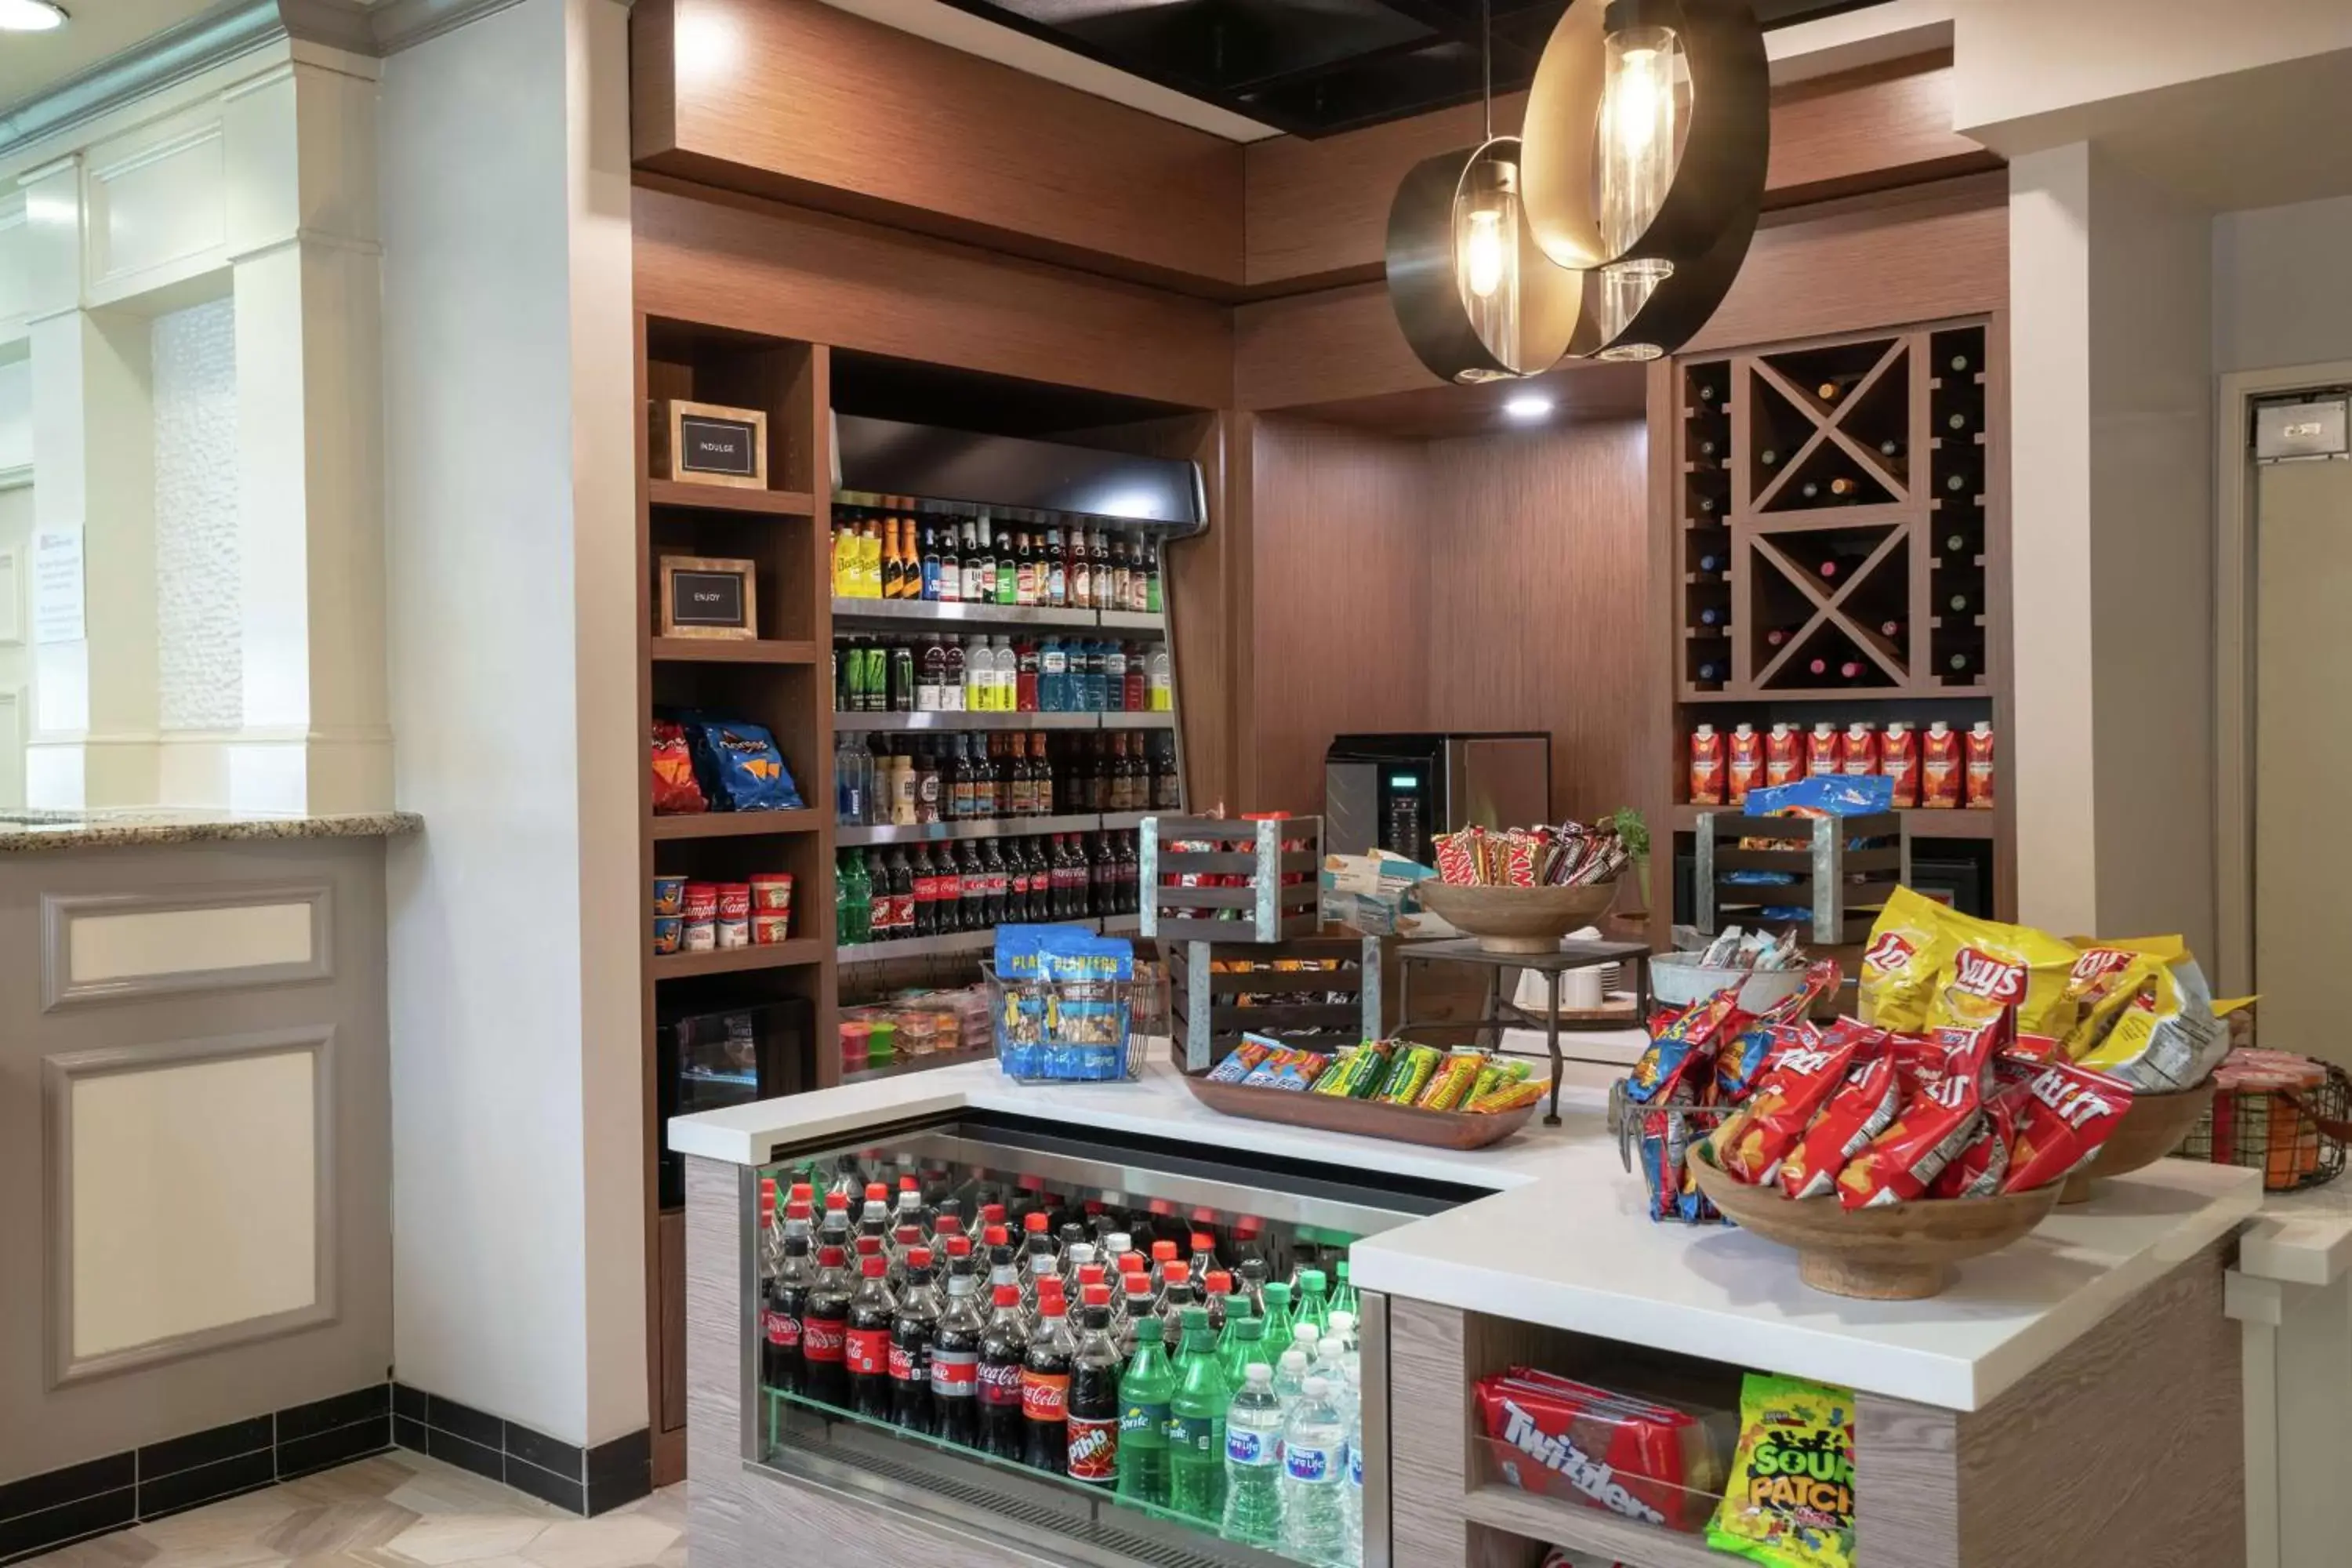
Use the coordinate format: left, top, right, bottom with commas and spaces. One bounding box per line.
735, 1110, 1483, 1568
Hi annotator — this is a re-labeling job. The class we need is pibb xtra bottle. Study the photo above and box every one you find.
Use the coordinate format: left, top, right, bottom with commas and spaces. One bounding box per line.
1065, 1284, 1122, 1486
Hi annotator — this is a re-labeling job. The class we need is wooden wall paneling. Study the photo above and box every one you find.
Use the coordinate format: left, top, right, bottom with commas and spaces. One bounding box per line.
1240, 58, 1996, 293
1686, 173, 2009, 356
1246, 416, 1432, 815
1234, 281, 1440, 412
1422, 420, 1651, 823
633, 183, 1234, 412
632, 0, 1246, 293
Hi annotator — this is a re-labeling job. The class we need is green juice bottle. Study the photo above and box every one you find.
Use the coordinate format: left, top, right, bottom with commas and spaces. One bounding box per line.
1165, 1308, 1229, 1524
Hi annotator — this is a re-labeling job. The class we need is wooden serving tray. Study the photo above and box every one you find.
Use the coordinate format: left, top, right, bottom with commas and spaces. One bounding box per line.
1179, 1071, 1537, 1150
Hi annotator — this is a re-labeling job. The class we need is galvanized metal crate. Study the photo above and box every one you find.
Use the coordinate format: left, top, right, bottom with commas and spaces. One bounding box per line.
1138, 815, 1323, 945
1692, 809, 1908, 944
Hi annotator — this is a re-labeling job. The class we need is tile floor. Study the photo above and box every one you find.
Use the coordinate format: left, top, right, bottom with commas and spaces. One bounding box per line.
17, 1453, 684, 1568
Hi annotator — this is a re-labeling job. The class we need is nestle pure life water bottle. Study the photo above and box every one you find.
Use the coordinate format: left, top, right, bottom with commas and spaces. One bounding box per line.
1221, 1363, 1284, 1548
1281, 1375, 1349, 1566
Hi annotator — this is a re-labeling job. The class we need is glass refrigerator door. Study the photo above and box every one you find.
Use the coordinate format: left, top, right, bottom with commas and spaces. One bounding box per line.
745, 1110, 1471, 1568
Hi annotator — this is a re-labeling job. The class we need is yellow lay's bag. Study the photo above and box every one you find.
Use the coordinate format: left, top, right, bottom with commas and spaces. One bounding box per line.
2072, 948, 2230, 1091
1857, 887, 1958, 1032
1922, 910, 2079, 1038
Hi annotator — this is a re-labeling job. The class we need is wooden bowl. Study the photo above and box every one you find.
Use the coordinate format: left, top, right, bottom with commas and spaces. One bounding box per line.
1179, 1072, 1537, 1150
2058, 1080, 2217, 1205
1412, 880, 1621, 955
1688, 1144, 2063, 1300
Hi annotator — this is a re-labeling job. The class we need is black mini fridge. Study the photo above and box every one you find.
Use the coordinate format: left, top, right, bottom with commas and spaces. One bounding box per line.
656, 997, 811, 1209
1323, 731, 1552, 866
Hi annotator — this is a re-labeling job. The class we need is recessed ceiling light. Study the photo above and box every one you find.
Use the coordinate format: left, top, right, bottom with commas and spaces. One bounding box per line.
0, 0, 68, 30
1503, 394, 1555, 421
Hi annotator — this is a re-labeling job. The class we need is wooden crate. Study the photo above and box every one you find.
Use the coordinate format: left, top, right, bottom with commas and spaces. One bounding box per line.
1693, 810, 1907, 945
1163, 934, 1380, 1072
1139, 815, 1322, 944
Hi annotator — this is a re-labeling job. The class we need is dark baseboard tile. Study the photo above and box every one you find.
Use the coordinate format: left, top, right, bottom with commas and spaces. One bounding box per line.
0, 1384, 392, 1565
390, 1384, 652, 1518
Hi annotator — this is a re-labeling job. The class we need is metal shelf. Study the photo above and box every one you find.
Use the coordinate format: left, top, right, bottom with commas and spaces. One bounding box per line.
831, 597, 1096, 630
840, 1044, 996, 1084
837, 912, 1142, 964
837, 813, 1107, 847
1095, 610, 1165, 632
832, 710, 1174, 731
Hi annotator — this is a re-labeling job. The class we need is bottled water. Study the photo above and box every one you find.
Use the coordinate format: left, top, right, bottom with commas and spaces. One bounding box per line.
1327, 1309, 1356, 1355
1272, 1348, 1311, 1417
1315, 1340, 1354, 1427
1291, 1323, 1321, 1363
1342, 1368, 1364, 1568
1280, 1375, 1350, 1566
1220, 1363, 1284, 1548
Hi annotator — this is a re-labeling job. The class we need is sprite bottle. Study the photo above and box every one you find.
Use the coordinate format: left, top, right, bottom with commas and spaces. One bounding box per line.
1115, 1312, 1176, 1509
1165, 1308, 1230, 1523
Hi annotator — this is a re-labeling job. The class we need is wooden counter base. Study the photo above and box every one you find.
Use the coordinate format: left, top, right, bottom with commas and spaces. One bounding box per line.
1392, 1241, 2244, 1568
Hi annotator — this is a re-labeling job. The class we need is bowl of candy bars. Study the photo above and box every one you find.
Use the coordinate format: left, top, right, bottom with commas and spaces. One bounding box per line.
1413, 821, 1631, 955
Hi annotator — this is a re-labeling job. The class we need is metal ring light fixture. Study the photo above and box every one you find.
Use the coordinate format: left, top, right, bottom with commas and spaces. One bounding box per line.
1385, 0, 1768, 383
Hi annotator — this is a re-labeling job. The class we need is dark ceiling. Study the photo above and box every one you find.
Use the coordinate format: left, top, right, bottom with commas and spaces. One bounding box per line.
940, 0, 1886, 137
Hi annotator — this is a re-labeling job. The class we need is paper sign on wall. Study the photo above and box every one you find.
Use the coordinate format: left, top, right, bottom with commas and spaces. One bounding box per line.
32, 528, 83, 645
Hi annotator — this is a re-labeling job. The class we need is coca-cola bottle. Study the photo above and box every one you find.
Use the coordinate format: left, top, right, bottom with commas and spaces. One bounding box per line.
857, 1182, 891, 1250
931, 1238, 985, 1448
763, 1233, 816, 1393
801, 1244, 852, 1406
817, 1191, 852, 1257
890, 1247, 942, 1434
1065, 1284, 1122, 1486
985, 1225, 1020, 1298
1022, 1280, 1076, 1474
1116, 1268, 1160, 1363
894, 1176, 928, 1244
846, 1254, 898, 1421
978, 1283, 1029, 1462
1158, 1263, 1195, 1355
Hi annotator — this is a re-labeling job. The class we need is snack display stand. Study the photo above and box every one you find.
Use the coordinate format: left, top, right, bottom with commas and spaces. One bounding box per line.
1391, 937, 1655, 1126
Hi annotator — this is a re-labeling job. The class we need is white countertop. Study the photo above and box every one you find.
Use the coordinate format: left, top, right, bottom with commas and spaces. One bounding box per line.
2240, 1179, 2352, 1287
672, 1057, 2263, 1413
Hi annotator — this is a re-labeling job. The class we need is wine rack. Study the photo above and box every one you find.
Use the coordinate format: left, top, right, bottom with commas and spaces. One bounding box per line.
1675, 323, 2000, 700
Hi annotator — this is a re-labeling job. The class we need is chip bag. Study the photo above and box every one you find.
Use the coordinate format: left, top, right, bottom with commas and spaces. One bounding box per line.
1706, 1374, 1856, 1568
1710, 1025, 1856, 1185
1928, 1089, 2017, 1198
2003, 1060, 2134, 1192
1835, 1015, 2002, 1210
1857, 887, 1958, 1032
2070, 949, 2230, 1092
1777, 1056, 1902, 1200
1923, 911, 2078, 1037
650, 720, 707, 815
1628, 989, 1752, 1107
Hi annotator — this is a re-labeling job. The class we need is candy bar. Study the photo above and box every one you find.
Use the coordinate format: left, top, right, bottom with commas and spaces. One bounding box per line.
1417, 1050, 1487, 1111
1707, 1373, 1856, 1568
1466, 1077, 1545, 1114
1377, 1044, 1443, 1105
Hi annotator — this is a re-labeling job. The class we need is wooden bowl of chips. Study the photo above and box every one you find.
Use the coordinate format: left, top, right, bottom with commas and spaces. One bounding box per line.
1412, 880, 1621, 955
2057, 1080, 2217, 1205
1688, 1142, 2063, 1301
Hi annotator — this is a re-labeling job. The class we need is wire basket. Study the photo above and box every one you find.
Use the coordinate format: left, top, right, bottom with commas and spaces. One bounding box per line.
983, 961, 1166, 1084
2179, 1062, 2352, 1193
1610, 1077, 1736, 1225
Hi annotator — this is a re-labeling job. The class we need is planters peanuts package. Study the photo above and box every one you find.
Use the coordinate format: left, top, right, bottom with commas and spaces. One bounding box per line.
993, 926, 1132, 1081
677, 714, 804, 811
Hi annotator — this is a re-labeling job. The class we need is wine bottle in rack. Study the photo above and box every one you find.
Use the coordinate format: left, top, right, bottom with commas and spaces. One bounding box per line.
1947, 591, 1973, 615
1946, 651, 1974, 675
1765, 626, 1796, 648
1946, 349, 1976, 376
1839, 660, 1867, 681
1827, 476, 1862, 500
1691, 379, 1721, 408
1878, 618, 1905, 641
1697, 660, 1726, 683
1697, 553, 1728, 575
1699, 606, 1728, 627
1943, 401, 1982, 436
1759, 448, 1780, 470
1942, 529, 1974, 557
1695, 493, 1723, 518
1878, 437, 1907, 459
1942, 469, 1978, 498
1816, 372, 1864, 404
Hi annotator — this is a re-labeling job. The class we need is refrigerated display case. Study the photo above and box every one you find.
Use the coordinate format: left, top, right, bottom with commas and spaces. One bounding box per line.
730, 1109, 1488, 1568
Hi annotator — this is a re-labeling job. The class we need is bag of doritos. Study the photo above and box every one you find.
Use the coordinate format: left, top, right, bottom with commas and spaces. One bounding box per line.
1857, 887, 1958, 1032
1706, 1374, 1856, 1568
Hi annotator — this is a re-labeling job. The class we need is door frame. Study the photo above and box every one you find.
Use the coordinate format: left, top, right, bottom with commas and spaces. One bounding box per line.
2216, 359, 2352, 997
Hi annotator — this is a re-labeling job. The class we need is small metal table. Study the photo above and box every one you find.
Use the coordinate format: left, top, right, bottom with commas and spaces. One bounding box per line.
1390, 937, 1654, 1126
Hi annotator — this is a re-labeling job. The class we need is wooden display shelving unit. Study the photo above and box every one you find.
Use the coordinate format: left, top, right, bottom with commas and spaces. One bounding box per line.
634, 316, 837, 1485
1660, 318, 2013, 936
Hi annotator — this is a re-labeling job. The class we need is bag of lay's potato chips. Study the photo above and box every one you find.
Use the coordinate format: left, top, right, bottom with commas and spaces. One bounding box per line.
1922, 909, 2078, 1038
1857, 887, 1958, 1032
2072, 950, 2230, 1091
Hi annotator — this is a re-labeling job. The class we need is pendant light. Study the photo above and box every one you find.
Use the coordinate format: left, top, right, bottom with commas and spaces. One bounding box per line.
1387, 0, 1767, 382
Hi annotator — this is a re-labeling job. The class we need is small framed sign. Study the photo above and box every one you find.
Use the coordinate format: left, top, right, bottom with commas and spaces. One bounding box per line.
659, 555, 759, 640
654, 399, 768, 489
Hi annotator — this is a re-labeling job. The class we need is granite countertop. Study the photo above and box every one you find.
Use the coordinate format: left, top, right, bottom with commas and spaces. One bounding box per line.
669, 1057, 2262, 1412
0, 808, 423, 852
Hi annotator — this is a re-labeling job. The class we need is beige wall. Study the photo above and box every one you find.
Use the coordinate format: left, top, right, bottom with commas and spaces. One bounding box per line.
2008, 142, 2215, 953
2214, 194, 2352, 375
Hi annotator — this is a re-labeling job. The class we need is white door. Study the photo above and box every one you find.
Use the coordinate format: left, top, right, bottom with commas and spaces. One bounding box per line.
2255, 457, 2352, 1067
0, 479, 27, 809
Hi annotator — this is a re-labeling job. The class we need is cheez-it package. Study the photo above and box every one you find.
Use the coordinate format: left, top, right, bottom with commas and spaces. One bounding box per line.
1777, 1055, 1901, 1200
1711, 1028, 1857, 1186
1835, 1016, 2002, 1210
2004, 1060, 2133, 1192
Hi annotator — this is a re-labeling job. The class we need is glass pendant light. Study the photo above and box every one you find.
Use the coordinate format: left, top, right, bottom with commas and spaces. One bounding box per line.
1592, 1, 1687, 356
1449, 0, 1527, 378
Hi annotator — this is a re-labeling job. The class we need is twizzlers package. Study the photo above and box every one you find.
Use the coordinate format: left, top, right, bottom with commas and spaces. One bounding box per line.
1477, 1369, 1727, 1534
